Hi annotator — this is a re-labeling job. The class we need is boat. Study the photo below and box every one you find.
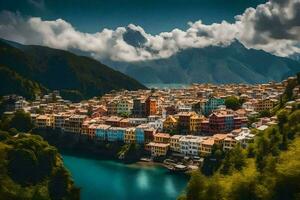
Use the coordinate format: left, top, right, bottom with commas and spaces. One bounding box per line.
166, 164, 188, 173
140, 157, 152, 162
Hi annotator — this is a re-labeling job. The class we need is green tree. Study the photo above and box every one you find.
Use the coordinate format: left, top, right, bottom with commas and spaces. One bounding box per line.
225, 96, 241, 110
8, 148, 39, 185
221, 145, 246, 175
259, 110, 271, 118
186, 171, 206, 200
9, 110, 33, 132
201, 144, 224, 176
48, 168, 70, 200
277, 110, 288, 134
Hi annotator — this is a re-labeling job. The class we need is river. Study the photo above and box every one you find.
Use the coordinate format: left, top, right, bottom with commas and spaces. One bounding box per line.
62, 154, 189, 200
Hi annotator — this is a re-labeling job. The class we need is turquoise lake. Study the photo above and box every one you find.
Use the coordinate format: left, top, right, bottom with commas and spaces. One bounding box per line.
62, 154, 189, 200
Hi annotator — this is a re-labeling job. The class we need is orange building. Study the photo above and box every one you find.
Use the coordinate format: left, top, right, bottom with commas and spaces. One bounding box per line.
145, 96, 157, 116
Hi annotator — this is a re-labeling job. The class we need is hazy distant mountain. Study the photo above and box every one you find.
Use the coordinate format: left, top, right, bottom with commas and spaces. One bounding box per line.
0, 39, 146, 101
290, 53, 300, 62
104, 41, 300, 84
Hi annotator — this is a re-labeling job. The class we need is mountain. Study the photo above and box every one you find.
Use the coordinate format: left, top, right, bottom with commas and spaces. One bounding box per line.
0, 65, 47, 99
104, 41, 300, 84
0, 39, 146, 101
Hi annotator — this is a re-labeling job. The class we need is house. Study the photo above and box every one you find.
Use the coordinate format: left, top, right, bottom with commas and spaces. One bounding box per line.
117, 99, 133, 116
125, 128, 136, 144
190, 114, 203, 134
163, 115, 178, 133
146, 142, 170, 157
135, 124, 147, 144
87, 124, 98, 139
144, 128, 155, 143
35, 115, 53, 128
145, 96, 157, 116
64, 114, 86, 134
223, 136, 237, 150
53, 113, 68, 129
15, 99, 29, 110
253, 98, 275, 112
233, 128, 255, 148
154, 133, 171, 143
105, 116, 123, 127
170, 135, 183, 152
95, 124, 111, 141
179, 135, 203, 156
132, 98, 146, 117
202, 97, 225, 115
107, 127, 126, 142
106, 101, 118, 115
199, 138, 215, 155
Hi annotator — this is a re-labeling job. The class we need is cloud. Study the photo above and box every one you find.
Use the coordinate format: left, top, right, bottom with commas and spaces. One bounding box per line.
235, 0, 300, 57
0, 0, 300, 61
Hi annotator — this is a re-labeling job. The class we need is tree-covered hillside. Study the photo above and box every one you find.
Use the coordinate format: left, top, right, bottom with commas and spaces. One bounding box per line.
179, 103, 300, 200
0, 131, 80, 200
0, 39, 146, 101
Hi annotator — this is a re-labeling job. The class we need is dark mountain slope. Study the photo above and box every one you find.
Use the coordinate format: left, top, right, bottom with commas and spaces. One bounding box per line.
0, 39, 146, 100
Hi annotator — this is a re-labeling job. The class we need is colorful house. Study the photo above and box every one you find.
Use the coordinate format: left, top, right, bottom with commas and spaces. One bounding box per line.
107, 127, 126, 142
95, 124, 111, 141
202, 97, 225, 115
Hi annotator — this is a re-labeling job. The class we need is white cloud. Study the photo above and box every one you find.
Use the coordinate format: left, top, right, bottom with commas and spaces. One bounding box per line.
0, 0, 300, 61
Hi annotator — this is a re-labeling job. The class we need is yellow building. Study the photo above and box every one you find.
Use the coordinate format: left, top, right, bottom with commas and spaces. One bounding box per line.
35, 115, 53, 128
170, 135, 182, 152
124, 128, 136, 144
254, 99, 275, 112
223, 136, 237, 151
199, 138, 215, 155
146, 142, 170, 157
213, 134, 228, 146
154, 133, 170, 143
163, 115, 178, 133
64, 114, 86, 134
190, 115, 203, 134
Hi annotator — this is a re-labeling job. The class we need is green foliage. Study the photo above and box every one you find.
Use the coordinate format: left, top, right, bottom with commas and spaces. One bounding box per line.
48, 168, 71, 200
0, 40, 146, 101
0, 110, 33, 133
259, 110, 271, 117
7, 135, 57, 186
118, 143, 143, 163
201, 144, 224, 176
220, 145, 246, 175
0, 130, 79, 200
182, 108, 300, 200
8, 110, 33, 132
0, 65, 46, 100
225, 96, 241, 110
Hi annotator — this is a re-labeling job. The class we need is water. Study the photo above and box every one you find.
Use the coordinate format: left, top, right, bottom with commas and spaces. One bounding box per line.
62, 154, 188, 200
145, 83, 189, 89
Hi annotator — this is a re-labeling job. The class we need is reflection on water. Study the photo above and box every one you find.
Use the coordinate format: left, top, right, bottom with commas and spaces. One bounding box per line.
62, 154, 188, 200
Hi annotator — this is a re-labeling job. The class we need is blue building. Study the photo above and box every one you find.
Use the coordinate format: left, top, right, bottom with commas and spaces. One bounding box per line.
135, 125, 146, 144
95, 124, 111, 141
224, 115, 234, 131
202, 98, 225, 116
107, 127, 126, 142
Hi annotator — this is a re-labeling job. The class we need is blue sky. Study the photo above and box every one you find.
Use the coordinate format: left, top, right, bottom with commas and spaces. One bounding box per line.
0, 0, 266, 34
0, 0, 299, 62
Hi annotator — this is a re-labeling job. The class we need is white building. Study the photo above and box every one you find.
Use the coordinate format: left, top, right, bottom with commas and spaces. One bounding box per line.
179, 135, 204, 157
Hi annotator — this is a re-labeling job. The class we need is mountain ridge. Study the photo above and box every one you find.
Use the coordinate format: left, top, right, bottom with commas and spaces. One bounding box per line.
102, 41, 300, 84
0, 39, 146, 101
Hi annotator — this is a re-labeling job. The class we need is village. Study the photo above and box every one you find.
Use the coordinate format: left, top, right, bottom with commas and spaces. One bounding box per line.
3, 76, 300, 171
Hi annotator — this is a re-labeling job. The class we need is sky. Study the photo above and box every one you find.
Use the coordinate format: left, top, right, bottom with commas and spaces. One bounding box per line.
0, 0, 300, 62
0, 0, 266, 34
